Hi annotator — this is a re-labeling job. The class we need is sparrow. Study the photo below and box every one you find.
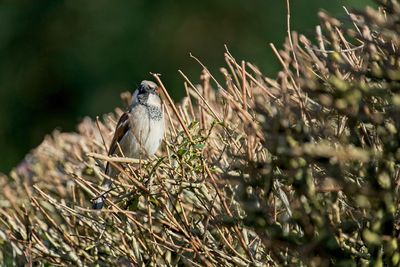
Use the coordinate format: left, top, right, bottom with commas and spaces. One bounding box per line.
92, 80, 164, 209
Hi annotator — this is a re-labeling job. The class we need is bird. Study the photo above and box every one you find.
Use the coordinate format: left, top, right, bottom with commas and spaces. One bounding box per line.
92, 80, 164, 209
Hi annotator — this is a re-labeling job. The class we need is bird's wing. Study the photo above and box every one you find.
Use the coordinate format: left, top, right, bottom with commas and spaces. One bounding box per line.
108, 111, 131, 156
105, 110, 132, 173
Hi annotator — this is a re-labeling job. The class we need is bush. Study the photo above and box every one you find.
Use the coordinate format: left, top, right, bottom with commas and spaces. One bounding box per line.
1, 1, 400, 266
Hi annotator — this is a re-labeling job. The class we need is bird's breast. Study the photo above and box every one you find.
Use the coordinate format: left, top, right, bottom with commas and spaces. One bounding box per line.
129, 104, 164, 157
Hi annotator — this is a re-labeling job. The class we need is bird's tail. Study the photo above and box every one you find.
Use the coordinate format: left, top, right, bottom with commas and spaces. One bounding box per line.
92, 196, 106, 209
92, 175, 112, 210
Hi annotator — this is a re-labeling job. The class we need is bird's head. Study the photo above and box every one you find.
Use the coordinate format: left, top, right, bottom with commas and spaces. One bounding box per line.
132, 80, 161, 106
139, 80, 158, 95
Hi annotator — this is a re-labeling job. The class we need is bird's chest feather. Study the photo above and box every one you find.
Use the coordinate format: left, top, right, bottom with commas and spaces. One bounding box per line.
128, 104, 164, 156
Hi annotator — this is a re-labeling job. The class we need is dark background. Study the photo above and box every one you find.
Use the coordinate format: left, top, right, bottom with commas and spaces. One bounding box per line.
0, 0, 373, 172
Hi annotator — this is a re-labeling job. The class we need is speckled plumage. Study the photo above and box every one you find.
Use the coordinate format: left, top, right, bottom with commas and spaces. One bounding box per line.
93, 80, 164, 209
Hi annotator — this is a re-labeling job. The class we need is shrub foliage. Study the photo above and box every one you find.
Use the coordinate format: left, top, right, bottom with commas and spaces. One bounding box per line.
1, 1, 400, 266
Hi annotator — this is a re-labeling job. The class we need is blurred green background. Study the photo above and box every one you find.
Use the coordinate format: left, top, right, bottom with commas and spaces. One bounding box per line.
0, 0, 373, 172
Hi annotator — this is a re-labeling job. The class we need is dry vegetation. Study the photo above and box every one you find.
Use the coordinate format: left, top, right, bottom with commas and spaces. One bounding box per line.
1, 0, 400, 266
